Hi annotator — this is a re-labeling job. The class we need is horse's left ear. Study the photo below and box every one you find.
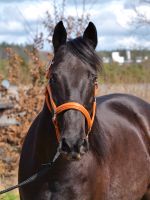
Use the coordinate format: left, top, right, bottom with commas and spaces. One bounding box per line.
83, 22, 98, 49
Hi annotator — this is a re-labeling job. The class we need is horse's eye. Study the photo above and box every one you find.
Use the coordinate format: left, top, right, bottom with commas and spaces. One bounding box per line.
88, 72, 97, 83
92, 75, 97, 83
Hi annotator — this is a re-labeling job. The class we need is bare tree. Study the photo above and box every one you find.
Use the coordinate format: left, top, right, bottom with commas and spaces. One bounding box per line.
34, 0, 91, 50
131, 0, 150, 28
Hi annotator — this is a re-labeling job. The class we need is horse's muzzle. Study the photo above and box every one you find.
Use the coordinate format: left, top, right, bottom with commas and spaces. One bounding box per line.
59, 137, 89, 160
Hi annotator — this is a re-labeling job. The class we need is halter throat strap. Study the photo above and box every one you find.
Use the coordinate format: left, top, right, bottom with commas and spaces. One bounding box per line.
45, 84, 97, 142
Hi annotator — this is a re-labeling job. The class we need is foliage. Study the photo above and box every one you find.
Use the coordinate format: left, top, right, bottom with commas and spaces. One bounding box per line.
100, 61, 150, 84
0, 192, 19, 200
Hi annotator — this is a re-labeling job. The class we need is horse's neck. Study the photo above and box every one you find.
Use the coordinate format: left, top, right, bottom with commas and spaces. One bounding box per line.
34, 102, 58, 164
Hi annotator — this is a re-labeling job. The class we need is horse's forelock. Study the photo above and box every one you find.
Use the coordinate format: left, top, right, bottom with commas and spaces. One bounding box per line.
66, 37, 102, 73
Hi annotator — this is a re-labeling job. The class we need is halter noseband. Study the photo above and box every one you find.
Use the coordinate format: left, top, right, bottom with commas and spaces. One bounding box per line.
45, 67, 97, 142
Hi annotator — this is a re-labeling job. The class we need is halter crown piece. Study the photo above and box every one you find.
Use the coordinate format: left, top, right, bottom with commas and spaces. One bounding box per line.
45, 61, 97, 142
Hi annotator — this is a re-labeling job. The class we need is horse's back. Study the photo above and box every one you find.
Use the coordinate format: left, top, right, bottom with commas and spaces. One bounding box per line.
96, 93, 150, 156
96, 93, 150, 199
97, 93, 150, 132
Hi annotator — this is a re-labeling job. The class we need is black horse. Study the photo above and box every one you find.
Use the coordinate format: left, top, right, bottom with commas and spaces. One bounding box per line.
19, 21, 150, 200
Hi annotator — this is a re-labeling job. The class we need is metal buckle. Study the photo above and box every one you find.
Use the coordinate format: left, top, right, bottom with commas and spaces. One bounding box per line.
52, 112, 56, 123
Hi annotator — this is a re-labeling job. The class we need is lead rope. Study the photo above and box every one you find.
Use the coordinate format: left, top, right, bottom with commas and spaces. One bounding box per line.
0, 150, 60, 195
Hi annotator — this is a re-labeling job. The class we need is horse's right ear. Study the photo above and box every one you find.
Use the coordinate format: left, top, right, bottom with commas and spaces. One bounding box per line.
83, 22, 98, 49
52, 21, 67, 53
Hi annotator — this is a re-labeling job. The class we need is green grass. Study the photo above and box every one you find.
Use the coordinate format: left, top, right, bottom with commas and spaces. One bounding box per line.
99, 61, 150, 84
0, 192, 19, 200
0, 60, 9, 78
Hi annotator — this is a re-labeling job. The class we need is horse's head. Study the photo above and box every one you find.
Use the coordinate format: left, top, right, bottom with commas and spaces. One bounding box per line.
48, 21, 101, 160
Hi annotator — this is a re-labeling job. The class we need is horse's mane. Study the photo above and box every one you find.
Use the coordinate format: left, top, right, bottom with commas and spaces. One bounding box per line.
67, 37, 102, 72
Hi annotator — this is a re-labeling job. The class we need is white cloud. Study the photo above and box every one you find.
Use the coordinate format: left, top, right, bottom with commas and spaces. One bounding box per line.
0, 34, 27, 44
118, 36, 150, 49
20, 1, 52, 21
116, 7, 135, 28
0, 1, 51, 44
0, 21, 23, 33
117, 36, 138, 49
136, 4, 150, 19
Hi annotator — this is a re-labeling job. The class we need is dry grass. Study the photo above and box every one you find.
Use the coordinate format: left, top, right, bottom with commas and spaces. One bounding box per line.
99, 83, 150, 103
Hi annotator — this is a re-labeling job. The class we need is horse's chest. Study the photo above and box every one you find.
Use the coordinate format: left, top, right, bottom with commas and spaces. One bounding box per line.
47, 175, 91, 200
34, 180, 90, 200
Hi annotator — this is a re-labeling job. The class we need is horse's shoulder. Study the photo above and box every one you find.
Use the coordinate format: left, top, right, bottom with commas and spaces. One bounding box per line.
96, 93, 150, 128
20, 113, 41, 154
96, 93, 150, 110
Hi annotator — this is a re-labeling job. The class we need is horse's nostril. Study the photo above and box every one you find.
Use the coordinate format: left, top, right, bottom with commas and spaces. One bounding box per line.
78, 138, 89, 154
60, 137, 89, 157
61, 138, 71, 153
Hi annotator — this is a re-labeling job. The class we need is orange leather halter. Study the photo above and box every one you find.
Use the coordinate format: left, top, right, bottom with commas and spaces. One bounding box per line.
45, 73, 97, 142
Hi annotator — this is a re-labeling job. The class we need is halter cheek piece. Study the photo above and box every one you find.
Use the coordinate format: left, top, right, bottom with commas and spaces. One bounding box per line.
45, 66, 97, 142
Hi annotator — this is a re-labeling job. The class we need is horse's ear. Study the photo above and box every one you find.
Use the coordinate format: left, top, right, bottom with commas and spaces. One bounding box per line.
83, 22, 98, 49
52, 21, 67, 53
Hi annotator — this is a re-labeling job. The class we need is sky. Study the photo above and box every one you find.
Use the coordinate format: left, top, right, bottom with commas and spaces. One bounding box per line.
0, 0, 150, 50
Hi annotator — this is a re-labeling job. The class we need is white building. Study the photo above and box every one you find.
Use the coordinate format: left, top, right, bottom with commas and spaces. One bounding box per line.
112, 52, 124, 64
102, 56, 111, 63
